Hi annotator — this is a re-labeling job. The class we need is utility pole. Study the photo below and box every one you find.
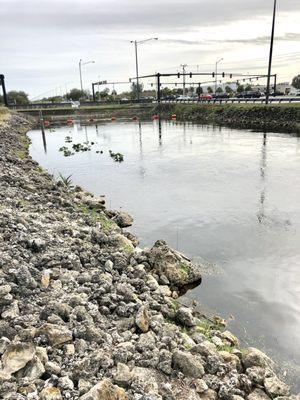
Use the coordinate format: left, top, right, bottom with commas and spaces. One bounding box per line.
78, 59, 95, 94
157, 73, 161, 103
181, 64, 187, 96
266, 0, 277, 105
79, 59, 83, 92
0, 74, 8, 106
215, 58, 223, 93
131, 38, 158, 101
134, 41, 139, 100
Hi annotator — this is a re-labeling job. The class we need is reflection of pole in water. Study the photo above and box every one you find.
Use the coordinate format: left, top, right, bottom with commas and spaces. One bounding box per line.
84, 126, 88, 142
183, 121, 186, 143
138, 120, 143, 155
158, 118, 162, 146
258, 132, 267, 223
42, 129, 47, 154
39, 109, 47, 154
95, 124, 99, 136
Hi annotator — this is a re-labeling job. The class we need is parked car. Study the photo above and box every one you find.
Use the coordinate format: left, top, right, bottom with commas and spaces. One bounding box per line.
290, 90, 300, 96
269, 91, 285, 97
214, 93, 230, 99
176, 95, 192, 101
199, 94, 213, 100
162, 95, 177, 101
237, 91, 261, 98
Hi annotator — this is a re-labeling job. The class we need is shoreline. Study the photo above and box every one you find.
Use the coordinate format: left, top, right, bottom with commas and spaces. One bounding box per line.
0, 111, 298, 399
155, 103, 300, 135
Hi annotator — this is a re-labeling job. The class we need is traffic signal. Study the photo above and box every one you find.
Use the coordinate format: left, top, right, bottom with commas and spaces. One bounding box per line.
177, 73, 180, 78
129, 78, 131, 83
222, 72, 225, 78
230, 74, 233, 78
189, 72, 192, 78
212, 72, 215, 78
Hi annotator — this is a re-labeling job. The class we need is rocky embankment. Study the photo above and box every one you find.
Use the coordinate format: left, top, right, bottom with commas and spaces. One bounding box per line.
0, 113, 298, 399
156, 103, 300, 134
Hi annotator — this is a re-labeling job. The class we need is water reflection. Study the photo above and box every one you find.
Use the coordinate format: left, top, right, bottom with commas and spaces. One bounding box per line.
258, 132, 267, 224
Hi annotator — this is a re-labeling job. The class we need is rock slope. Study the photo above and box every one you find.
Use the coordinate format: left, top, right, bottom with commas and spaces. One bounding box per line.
0, 113, 298, 399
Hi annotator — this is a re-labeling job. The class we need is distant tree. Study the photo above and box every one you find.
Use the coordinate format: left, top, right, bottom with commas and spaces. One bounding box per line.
237, 85, 244, 93
292, 74, 300, 89
66, 88, 86, 101
216, 87, 223, 93
97, 88, 110, 100
46, 96, 63, 103
207, 86, 213, 94
131, 82, 144, 99
7, 91, 29, 105
225, 85, 233, 94
173, 88, 183, 95
244, 84, 252, 91
196, 86, 203, 95
161, 87, 172, 97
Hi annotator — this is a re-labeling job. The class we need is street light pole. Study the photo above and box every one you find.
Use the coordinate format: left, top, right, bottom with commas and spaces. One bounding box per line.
130, 38, 158, 101
79, 59, 83, 92
78, 59, 95, 94
181, 64, 187, 96
134, 41, 140, 100
266, 0, 277, 105
215, 58, 223, 93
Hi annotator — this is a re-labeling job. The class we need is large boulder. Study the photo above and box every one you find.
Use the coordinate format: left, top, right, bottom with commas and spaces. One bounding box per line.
38, 323, 72, 347
147, 240, 203, 287
242, 347, 274, 370
264, 376, 290, 397
113, 211, 134, 228
0, 342, 35, 379
172, 350, 205, 378
79, 378, 128, 400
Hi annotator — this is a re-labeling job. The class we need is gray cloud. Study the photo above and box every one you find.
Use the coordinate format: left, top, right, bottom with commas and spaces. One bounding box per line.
1, 0, 299, 32
0, 0, 299, 96
160, 33, 300, 46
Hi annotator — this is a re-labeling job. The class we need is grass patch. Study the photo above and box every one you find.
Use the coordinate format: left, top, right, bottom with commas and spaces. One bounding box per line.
122, 244, 134, 254
217, 344, 235, 353
14, 134, 29, 159
77, 204, 116, 233
179, 262, 190, 275
0, 107, 9, 123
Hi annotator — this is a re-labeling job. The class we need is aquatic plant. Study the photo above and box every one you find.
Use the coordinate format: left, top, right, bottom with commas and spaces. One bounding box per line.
109, 150, 124, 162
59, 146, 74, 157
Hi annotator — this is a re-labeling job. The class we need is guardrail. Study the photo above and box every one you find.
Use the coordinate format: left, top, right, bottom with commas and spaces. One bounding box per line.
160, 97, 300, 105
8, 99, 154, 110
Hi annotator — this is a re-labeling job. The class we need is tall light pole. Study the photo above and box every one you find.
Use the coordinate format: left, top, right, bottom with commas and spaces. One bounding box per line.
79, 59, 95, 92
181, 64, 187, 96
215, 58, 223, 93
130, 38, 158, 101
266, 0, 277, 105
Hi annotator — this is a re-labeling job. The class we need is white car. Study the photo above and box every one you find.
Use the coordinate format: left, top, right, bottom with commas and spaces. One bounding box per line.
176, 95, 192, 101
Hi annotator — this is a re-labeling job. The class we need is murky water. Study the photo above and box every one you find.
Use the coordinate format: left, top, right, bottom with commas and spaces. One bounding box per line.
28, 120, 300, 390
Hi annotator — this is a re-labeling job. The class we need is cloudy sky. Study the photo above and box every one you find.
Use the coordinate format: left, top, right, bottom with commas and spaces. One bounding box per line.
1, 0, 299, 98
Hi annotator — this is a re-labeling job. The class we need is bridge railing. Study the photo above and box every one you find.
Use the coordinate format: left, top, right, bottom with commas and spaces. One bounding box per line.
160, 97, 300, 105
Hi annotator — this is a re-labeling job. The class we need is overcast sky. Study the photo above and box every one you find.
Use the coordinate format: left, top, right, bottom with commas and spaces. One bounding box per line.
1, 0, 299, 98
